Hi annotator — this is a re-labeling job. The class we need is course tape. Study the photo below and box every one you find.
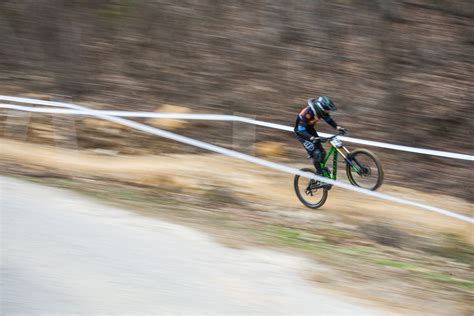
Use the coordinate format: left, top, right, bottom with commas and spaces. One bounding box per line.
1, 99, 472, 223
1, 96, 472, 161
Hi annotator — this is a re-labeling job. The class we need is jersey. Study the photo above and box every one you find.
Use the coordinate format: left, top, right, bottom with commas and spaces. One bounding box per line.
294, 105, 338, 141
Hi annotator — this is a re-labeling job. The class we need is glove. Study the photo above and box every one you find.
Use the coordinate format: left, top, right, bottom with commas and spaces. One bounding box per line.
310, 136, 319, 143
337, 126, 348, 135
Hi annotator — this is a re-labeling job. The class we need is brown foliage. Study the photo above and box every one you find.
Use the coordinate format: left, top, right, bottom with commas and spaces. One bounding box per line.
1, 0, 472, 198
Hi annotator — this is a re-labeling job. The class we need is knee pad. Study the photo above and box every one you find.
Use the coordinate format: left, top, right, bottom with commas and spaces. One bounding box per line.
320, 148, 326, 160
312, 149, 323, 162
303, 141, 315, 152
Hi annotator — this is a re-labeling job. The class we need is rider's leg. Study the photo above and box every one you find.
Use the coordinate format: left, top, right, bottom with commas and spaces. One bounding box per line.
312, 142, 326, 175
295, 133, 331, 189
313, 143, 332, 189
295, 133, 325, 174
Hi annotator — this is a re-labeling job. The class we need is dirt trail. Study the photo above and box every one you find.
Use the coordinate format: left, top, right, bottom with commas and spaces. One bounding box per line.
1, 138, 472, 240
3, 176, 393, 315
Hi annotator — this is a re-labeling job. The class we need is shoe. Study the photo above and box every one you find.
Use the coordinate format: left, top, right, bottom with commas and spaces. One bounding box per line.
316, 173, 332, 190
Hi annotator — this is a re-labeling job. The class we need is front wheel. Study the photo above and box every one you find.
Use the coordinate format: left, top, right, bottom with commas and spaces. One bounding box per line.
346, 149, 384, 191
294, 168, 328, 209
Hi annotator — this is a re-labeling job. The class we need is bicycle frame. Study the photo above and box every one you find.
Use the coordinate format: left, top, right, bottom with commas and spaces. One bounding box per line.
320, 146, 339, 180
295, 134, 384, 208
320, 142, 364, 179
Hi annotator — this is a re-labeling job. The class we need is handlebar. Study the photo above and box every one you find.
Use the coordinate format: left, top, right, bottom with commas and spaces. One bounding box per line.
319, 131, 346, 143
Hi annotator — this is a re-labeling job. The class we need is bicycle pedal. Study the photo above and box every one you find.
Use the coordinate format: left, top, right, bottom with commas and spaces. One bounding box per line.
308, 181, 323, 190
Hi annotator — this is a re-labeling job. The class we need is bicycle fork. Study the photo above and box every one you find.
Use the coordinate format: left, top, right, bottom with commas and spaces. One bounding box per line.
337, 146, 366, 175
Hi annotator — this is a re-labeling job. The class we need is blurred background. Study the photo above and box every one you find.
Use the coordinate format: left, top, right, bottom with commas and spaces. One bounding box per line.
1, 1, 473, 315
1, 0, 473, 198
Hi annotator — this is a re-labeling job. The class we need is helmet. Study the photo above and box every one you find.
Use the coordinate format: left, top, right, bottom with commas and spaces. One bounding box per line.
308, 96, 337, 114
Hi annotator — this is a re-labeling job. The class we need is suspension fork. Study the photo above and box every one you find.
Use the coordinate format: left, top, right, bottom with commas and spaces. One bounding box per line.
337, 146, 364, 175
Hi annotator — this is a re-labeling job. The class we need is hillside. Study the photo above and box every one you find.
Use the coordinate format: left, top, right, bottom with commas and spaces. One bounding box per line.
0, 0, 473, 199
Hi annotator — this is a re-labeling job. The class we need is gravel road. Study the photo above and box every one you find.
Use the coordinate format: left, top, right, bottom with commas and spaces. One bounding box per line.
1, 176, 389, 315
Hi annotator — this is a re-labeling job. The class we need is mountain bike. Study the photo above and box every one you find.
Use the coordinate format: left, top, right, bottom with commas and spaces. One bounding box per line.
294, 132, 384, 209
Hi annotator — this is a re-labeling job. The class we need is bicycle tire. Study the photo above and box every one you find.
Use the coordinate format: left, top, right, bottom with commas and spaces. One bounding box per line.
294, 168, 328, 209
346, 149, 384, 191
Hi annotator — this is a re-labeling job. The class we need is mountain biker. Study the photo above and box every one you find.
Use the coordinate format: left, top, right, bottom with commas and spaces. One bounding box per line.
294, 96, 347, 178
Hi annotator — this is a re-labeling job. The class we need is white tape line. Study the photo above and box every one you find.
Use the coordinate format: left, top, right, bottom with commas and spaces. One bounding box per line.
1, 96, 473, 161
0, 104, 239, 120
1, 101, 471, 223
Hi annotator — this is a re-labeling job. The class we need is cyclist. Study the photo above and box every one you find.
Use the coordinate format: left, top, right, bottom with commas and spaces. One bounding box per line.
294, 96, 347, 178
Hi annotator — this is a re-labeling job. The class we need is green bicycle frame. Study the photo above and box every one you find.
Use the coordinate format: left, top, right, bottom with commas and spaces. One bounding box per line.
320, 146, 339, 180
319, 143, 363, 179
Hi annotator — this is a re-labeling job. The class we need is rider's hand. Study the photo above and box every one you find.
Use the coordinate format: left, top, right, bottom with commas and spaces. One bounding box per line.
337, 126, 348, 135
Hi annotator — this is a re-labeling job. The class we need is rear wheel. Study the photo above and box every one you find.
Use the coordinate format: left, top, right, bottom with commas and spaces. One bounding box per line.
346, 149, 384, 190
294, 168, 328, 209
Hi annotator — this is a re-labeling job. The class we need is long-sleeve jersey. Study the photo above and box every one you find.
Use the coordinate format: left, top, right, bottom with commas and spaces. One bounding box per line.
294, 105, 338, 141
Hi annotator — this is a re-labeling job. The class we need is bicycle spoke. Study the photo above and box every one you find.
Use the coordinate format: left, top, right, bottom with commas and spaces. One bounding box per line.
294, 168, 328, 208
346, 150, 383, 191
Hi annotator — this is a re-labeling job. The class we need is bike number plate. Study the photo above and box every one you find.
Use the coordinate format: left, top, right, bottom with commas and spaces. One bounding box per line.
330, 138, 343, 148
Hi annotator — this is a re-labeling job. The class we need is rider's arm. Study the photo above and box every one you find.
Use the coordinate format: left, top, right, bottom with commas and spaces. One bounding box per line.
322, 114, 338, 129
325, 116, 346, 133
